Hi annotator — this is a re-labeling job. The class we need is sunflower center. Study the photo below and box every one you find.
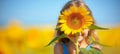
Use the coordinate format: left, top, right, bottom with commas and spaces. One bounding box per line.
67, 13, 83, 30
73, 17, 79, 25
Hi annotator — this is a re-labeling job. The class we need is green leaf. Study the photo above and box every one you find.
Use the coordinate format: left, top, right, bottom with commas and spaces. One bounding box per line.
89, 25, 109, 30
80, 48, 102, 54
80, 48, 94, 54
80, 48, 89, 54
45, 34, 66, 46
90, 48, 103, 54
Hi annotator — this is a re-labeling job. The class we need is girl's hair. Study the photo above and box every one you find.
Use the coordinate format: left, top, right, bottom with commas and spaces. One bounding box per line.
56, 0, 98, 44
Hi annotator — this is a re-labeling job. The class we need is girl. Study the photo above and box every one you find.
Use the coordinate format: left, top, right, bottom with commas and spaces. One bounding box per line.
54, 0, 101, 54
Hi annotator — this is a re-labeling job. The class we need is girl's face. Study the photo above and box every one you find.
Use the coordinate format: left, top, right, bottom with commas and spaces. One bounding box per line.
67, 29, 89, 42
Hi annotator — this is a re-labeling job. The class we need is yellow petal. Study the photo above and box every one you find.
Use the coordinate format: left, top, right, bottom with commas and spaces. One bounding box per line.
62, 10, 69, 16
78, 7, 90, 16
58, 19, 66, 23
84, 16, 93, 21
70, 5, 77, 12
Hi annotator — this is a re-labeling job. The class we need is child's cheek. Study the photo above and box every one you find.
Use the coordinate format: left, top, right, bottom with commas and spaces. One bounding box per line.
83, 29, 89, 37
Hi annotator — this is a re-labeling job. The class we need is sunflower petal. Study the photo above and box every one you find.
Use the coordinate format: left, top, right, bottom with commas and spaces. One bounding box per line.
63, 10, 69, 16
84, 15, 93, 21
58, 19, 66, 23
70, 5, 77, 12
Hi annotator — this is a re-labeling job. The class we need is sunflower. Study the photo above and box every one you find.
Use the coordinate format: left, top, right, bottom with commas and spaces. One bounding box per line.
58, 5, 93, 35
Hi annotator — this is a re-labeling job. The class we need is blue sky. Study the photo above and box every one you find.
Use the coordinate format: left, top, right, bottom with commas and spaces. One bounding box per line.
0, 0, 120, 27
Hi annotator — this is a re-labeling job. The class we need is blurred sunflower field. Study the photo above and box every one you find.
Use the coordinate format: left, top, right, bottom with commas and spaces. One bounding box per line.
0, 20, 54, 54
0, 20, 120, 54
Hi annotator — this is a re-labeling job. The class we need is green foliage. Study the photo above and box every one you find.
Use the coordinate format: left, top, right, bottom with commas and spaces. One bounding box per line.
80, 48, 102, 54
46, 34, 66, 46
80, 48, 93, 54
89, 25, 109, 30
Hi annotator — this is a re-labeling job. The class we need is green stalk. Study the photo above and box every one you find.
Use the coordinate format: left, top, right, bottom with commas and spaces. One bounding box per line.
75, 33, 79, 54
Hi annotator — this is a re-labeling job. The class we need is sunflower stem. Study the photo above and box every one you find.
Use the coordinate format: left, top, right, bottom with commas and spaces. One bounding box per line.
75, 33, 79, 54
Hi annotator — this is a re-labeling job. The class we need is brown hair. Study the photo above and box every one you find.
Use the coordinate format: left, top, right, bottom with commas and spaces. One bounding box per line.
56, 0, 99, 44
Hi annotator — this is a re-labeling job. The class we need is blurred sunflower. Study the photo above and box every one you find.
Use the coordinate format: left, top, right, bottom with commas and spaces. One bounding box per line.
58, 5, 93, 35
6, 20, 23, 40
25, 27, 42, 49
25, 27, 54, 49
